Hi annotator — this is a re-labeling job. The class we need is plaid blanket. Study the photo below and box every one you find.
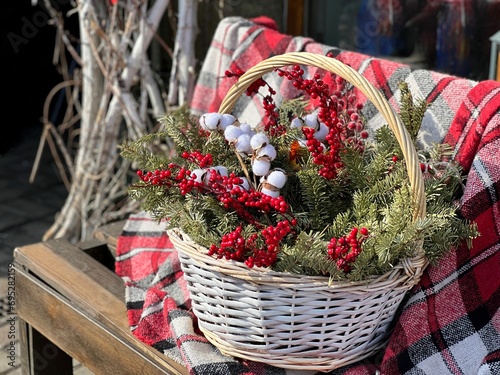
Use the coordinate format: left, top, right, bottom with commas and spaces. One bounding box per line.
115, 17, 500, 375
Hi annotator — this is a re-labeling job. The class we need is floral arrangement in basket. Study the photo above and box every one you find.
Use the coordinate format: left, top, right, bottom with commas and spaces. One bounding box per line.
122, 54, 477, 283
120, 52, 479, 372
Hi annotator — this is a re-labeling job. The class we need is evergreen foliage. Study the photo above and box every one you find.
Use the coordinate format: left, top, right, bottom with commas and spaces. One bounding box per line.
121, 81, 478, 281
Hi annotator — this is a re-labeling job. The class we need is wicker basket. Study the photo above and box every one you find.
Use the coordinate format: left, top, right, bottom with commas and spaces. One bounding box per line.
168, 52, 428, 372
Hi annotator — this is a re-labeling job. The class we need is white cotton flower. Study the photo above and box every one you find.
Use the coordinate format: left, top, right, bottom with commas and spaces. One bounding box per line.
266, 169, 287, 189
224, 125, 243, 142
235, 133, 252, 154
250, 133, 269, 150
219, 114, 237, 131
213, 165, 228, 177
201, 112, 222, 131
236, 177, 250, 191
239, 122, 253, 134
290, 117, 304, 129
304, 113, 320, 129
256, 144, 277, 161
252, 159, 271, 176
314, 122, 329, 142
190, 168, 206, 183
261, 186, 280, 198
199, 114, 210, 130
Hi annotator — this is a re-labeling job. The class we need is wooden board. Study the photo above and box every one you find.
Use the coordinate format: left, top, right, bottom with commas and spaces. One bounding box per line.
94, 220, 127, 256
14, 240, 188, 375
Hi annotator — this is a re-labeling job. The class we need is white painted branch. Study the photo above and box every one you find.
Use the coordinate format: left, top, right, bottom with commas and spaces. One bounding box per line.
167, 0, 198, 106
121, 0, 170, 90
144, 65, 166, 118
42, 0, 176, 241
103, 0, 170, 138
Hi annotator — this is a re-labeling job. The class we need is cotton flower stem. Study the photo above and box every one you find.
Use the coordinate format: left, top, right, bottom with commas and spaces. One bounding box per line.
233, 149, 274, 226
234, 150, 254, 188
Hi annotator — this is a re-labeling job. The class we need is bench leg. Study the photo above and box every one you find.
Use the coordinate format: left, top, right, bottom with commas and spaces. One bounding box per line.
19, 318, 73, 375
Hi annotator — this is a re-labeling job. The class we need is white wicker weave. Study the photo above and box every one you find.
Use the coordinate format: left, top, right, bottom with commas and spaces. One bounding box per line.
168, 52, 428, 372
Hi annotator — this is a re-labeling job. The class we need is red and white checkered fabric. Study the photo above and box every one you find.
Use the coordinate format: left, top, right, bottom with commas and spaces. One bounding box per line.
115, 17, 500, 375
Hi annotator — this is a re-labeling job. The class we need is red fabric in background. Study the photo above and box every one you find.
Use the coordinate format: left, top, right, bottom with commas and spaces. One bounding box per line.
116, 17, 500, 375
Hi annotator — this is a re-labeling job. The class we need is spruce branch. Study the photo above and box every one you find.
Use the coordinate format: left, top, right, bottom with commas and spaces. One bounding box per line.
398, 81, 427, 142
122, 89, 479, 281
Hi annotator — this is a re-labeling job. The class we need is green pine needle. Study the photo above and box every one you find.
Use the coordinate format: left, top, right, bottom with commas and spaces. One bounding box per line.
121, 88, 479, 281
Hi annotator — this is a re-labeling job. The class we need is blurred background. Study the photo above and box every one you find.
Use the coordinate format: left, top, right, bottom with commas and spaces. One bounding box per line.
3, 0, 499, 154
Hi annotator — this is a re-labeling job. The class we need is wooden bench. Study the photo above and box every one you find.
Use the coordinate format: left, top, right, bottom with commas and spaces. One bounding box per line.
13, 221, 188, 375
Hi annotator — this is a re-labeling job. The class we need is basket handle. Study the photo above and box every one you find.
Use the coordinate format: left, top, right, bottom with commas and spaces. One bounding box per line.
219, 52, 426, 220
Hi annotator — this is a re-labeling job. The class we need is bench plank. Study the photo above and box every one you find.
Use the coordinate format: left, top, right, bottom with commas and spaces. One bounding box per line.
18, 317, 73, 375
15, 270, 185, 374
14, 241, 188, 375
94, 220, 126, 256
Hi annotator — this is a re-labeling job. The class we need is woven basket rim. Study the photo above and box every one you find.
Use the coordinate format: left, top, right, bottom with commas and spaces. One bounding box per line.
169, 52, 432, 292
168, 228, 427, 291
171, 52, 430, 288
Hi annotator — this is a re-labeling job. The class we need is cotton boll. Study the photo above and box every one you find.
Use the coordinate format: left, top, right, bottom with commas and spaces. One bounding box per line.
235, 133, 252, 154
290, 117, 304, 129
239, 122, 256, 138
256, 144, 277, 161
267, 169, 287, 189
247, 129, 256, 138
261, 186, 280, 198
304, 113, 320, 130
203, 112, 222, 131
236, 177, 250, 191
190, 168, 206, 183
239, 122, 252, 134
250, 133, 269, 150
219, 114, 237, 130
213, 165, 228, 177
252, 159, 271, 176
224, 125, 243, 142
314, 122, 329, 142
199, 113, 210, 130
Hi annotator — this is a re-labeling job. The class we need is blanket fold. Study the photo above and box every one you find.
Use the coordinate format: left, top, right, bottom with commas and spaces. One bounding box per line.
115, 17, 500, 375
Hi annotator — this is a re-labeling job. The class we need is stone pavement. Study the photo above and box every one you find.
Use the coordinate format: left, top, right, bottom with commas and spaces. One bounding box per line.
0, 124, 93, 374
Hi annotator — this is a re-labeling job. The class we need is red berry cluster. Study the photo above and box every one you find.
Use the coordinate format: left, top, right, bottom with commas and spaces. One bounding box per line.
207, 219, 294, 268
138, 158, 292, 224
302, 126, 343, 179
205, 172, 291, 224
263, 92, 288, 136
137, 166, 196, 195
181, 150, 213, 168
327, 227, 369, 273
225, 68, 268, 96
136, 151, 215, 195
273, 63, 367, 179
225, 68, 282, 135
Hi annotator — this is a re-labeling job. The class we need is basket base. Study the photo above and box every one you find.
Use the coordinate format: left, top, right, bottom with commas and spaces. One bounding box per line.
200, 325, 387, 372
